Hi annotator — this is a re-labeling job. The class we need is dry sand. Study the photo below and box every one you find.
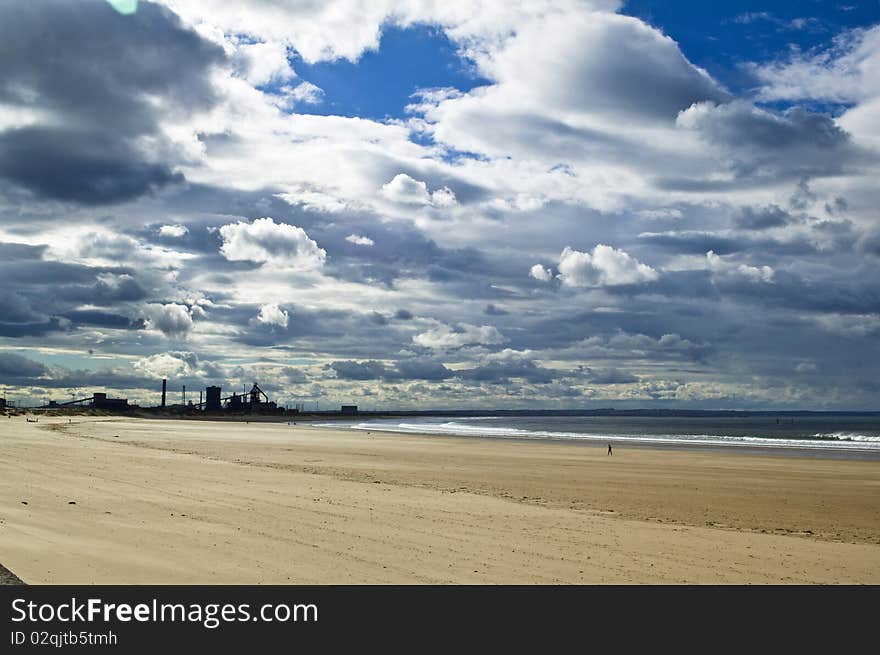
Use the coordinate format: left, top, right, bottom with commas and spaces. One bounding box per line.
1, 416, 878, 584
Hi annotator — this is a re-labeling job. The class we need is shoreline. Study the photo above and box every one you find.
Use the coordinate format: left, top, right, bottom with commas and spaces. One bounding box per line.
309, 422, 880, 462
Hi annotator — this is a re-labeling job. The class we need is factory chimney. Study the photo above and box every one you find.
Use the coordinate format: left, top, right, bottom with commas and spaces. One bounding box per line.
161, 379, 167, 408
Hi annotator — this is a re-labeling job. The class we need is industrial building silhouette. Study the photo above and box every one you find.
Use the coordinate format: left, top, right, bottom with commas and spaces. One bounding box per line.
28, 380, 299, 414
13, 378, 356, 415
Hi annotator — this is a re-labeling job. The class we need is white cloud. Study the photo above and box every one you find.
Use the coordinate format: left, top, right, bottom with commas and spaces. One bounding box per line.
638, 208, 683, 220
346, 234, 375, 246
294, 80, 324, 103
256, 303, 289, 328
735, 263, 776, 283
133, 351, 197, 379
234, 40, 296, 86
557, 245, 659, 287
49, 228, 192, 270
144, 303, 194, 338
284, 81, 325, 106
748, 25, 880, 105
486, 194, 546, 213
276, 189, 348, 213
746, 25, 880, 151
413, 322, 506, 349
795, 361, 818, 373
218, 217, 326, 270
158, 224, 189, 238
529, 264, 553, 282
429, 186, 458, 207
413, 10, 725, 162
380, 173, 457, 207
161, 0, 620, 64
706, 250, 775, 283
813, 313, 880, 337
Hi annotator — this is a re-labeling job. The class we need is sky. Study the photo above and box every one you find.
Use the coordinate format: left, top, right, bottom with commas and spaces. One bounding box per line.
0, 0, 879, 410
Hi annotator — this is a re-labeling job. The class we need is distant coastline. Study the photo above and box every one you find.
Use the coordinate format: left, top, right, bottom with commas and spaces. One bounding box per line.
7, 406, 880, 421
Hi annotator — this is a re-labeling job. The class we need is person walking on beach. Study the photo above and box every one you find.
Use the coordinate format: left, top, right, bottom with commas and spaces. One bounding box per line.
607, 443, 613, 456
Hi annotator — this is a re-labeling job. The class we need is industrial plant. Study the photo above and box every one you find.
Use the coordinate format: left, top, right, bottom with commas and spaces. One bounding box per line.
6, 379, 339, 416
0, 372, 360, 418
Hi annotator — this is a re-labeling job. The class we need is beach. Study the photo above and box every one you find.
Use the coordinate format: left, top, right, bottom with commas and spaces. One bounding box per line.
1, 416, 878, 584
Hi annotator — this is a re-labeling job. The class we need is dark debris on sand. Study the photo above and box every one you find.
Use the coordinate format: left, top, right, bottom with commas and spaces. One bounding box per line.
0, 563, 25, 585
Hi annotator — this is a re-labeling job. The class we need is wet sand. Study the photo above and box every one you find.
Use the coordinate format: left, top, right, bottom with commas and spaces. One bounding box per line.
0, 416, 878, 584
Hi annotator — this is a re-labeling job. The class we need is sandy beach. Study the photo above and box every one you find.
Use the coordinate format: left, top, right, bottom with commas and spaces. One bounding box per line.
1, 415, 878, 584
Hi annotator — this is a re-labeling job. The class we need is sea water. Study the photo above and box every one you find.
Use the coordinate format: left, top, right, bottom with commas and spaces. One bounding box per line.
312, 414, 880, 459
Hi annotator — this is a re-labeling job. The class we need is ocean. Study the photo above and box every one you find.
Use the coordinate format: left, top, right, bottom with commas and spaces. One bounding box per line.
312, 414, 880, 459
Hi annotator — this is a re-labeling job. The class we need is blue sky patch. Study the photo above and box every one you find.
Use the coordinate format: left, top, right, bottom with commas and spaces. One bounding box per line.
292, 24, 491, 120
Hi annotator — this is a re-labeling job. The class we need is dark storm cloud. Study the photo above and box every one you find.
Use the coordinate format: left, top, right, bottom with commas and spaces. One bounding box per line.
88, 276, 151, 304
34, 370, 158, 392
280, 367, 309, 384
734, 205, 793, 230
0, 249, 154, 337
329, 349, 570, 387
368, 312, 389, 326
329, 358, 454, 382
227, 304, 414, 358
26, 274, 151, 310
329, 360, 389, 381
710, 106, 848, 151
0, 353, 50, 379
0, 0, 223, 129
0, 291, 46, 324
858, 232, 880, 258
0, 259, 115, 287
458, 358, 557, 384
61, 310, 143, 330
627, 269, 718, 300
0, 317, 66, 338
637, 231, 748, 255
0, 242, 48, 260
637, 231, 818, 257
329, 356, 573, 385
394, 358, 455, 381
813, 219, 854, 236
517, 307, 715, 360
0, 127, 183, 205
714, 269, 880, 315
674, 102, 870, 185
0, 0, 225, 204
592, 263, 880, 318
321, 220, 497, 287
583, 367, 639, 384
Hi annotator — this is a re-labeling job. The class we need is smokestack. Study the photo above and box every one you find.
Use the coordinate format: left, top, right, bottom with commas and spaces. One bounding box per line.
182, 385, 186, 405
161, 379, 166, 408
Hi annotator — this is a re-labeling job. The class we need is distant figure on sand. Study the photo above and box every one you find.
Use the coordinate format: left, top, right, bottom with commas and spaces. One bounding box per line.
607, 443, 613, 456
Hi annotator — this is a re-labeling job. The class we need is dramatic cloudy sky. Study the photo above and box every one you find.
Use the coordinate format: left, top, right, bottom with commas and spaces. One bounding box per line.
1, 0, 879, 410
